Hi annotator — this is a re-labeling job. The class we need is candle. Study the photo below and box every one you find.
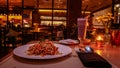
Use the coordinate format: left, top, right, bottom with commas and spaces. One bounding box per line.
96, 35, 104, 47
96, 35, 104, 41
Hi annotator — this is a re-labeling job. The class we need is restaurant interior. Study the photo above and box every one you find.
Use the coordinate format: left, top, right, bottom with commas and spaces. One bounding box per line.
0, 0, 120, 68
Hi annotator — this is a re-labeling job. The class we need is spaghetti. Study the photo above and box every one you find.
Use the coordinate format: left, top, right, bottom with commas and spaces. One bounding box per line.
26, 40, 61, 56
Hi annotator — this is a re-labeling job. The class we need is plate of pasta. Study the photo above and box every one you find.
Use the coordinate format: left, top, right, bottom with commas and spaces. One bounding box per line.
13, 41, 72, 59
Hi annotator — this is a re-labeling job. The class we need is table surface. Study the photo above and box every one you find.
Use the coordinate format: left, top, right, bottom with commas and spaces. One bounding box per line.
0, 41, 118, 68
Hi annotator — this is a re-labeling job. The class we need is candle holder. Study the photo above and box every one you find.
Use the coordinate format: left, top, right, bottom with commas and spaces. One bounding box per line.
95, 35, 104, 48
96, 40, 104, 48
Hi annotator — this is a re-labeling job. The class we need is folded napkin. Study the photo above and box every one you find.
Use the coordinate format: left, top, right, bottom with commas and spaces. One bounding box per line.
77, 52, 112, 68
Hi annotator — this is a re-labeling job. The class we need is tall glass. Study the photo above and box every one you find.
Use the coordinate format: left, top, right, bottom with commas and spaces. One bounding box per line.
77, 18, 88, 50
77, 18, 87, 41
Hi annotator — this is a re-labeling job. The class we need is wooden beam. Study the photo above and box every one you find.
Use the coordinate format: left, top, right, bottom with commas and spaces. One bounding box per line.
92, 4, 112, 13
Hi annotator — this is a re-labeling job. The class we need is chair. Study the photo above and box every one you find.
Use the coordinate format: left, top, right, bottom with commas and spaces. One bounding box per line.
56, 31, 64, 40
4, 34, 22, 48
4, 36, 16, 48
3, 29, 22, 48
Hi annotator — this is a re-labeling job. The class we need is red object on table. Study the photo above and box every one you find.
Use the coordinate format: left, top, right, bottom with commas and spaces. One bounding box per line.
111, 30, 120, 46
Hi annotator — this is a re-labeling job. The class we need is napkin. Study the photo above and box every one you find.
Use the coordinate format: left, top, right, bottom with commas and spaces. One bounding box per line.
77, 52, 112, 68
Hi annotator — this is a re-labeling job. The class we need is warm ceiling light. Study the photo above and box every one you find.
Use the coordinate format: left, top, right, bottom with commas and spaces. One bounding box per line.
39, 9, 66, 13
54, 10, 66, 12
81, 11, 91, 14
39, 9, 52, 12
39, 9, 90, 14
115, 4, 120, 8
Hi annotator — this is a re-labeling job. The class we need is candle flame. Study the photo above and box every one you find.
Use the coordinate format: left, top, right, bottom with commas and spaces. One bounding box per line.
96, 35, 103, 40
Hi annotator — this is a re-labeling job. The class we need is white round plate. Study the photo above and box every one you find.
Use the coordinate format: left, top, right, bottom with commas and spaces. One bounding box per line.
13, 43, 72, 59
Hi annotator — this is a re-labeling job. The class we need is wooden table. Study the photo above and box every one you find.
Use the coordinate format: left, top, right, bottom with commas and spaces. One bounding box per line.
0, 42, 83, 68
0, 41, 118, 68
30, 30, 45, 40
